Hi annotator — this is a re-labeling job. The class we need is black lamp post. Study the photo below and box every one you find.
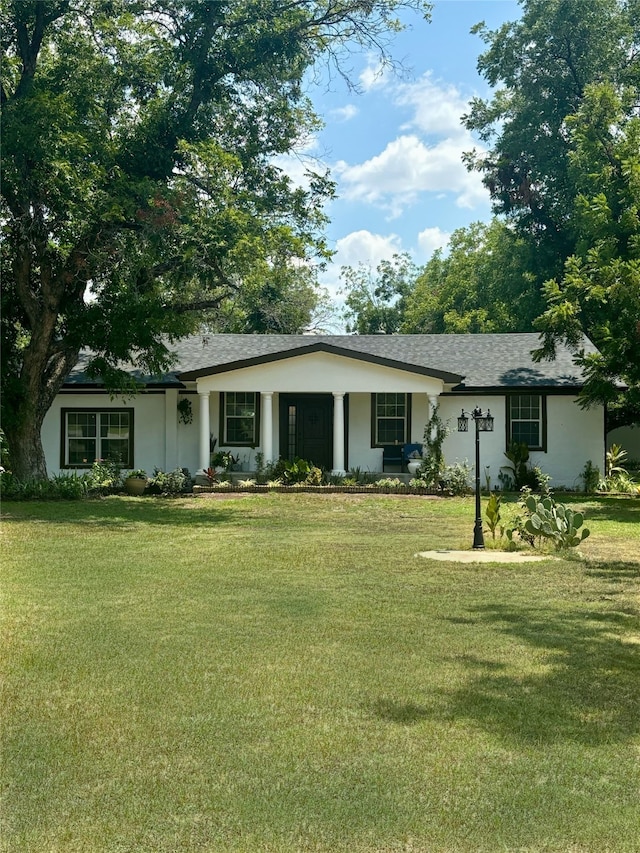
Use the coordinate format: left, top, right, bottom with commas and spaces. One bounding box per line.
457, 406, 494, 549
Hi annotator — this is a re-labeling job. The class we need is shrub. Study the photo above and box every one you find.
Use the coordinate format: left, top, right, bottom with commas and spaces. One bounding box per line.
86, 459, 122, 495
581, 460, 600, 494
485, 491, 502, 540
440, 460, 472, 496
0, 470, 88, 501
51, 472, 89, 500
148, 468, 187, 496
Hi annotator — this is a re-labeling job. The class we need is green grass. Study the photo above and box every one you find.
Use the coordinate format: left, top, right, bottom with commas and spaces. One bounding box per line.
1, 494, 639, 853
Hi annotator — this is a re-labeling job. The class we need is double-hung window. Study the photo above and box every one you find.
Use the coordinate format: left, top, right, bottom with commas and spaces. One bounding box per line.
507, 394, 546, 450
62, 409, 133, 467
220, 392, 259, 446
372, 393, 411, 446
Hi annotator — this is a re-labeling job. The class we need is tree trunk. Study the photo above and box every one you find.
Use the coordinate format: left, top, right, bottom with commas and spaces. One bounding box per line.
3, 417, 49, 482
3, 336, 80, 482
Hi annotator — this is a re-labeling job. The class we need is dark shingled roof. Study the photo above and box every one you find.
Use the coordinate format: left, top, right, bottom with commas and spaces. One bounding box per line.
64, 333, 598, 391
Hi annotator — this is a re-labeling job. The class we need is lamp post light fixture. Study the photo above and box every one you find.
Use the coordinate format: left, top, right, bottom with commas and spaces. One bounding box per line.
457, 406, 494, 549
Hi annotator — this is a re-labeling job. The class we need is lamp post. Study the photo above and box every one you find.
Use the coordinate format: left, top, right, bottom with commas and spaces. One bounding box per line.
457, 406, 494, 549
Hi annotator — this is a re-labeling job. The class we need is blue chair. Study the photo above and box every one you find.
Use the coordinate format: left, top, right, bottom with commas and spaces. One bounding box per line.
382, 445, 403, 472
402, 443, 424, 468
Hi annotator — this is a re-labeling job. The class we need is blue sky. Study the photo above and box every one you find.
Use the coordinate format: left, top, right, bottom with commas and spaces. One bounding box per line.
279, 0, 522, 312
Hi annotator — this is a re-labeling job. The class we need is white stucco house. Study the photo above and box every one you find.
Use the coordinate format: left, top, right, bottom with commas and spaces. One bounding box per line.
42, 333, 606, 489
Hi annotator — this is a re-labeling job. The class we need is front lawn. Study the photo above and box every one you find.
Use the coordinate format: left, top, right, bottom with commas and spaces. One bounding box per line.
1, 494, 639, 852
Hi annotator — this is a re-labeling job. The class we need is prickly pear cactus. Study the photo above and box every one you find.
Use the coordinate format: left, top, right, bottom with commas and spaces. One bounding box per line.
523, 497, 590, 549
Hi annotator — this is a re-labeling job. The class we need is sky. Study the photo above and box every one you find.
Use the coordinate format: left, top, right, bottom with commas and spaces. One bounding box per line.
280, 0, 522, 318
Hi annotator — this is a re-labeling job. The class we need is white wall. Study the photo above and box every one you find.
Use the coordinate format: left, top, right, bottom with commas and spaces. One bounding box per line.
42, 391, 200, 477
43, 385, 604, 487
607, 425, 640, 462
438, 395, 604, 490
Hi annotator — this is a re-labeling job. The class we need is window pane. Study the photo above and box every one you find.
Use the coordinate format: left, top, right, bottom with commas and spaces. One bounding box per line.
227, 392, 255, 417
512, 421, 540, 447
377, 394, 405, 417
68, 439, 97, 465
378, 418, 405, 444
67, 412, 96, 438
65, 410, 132, 467
100, 439, 131, 466
226, 418, 255, 444
100, 412, 130, 439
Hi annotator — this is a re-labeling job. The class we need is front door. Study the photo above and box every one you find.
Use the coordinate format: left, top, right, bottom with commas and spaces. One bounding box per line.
279, 394, 333, 470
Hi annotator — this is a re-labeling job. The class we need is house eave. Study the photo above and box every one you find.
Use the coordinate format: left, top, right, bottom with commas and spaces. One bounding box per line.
177, 340, 464, 384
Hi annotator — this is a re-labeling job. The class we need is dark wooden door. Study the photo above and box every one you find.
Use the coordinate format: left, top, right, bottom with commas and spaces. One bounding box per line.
298, 396, 333, 469
280, 395, 333, 469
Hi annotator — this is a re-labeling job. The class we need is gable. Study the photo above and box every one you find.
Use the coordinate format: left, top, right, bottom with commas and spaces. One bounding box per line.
193, 349, 452, 395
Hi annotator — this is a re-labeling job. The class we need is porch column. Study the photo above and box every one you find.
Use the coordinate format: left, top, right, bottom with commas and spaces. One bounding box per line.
332, 392, 346, 475
428, 394, 439, 442
164, 388, 178, 471
261, 392, 274, 463
198, 391, 210, 471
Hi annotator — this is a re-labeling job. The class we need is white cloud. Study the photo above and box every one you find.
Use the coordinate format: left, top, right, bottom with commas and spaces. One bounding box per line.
359, 55, 392, 91
317, 230, 403, 305
417, 227, 451, 257
336, 133, 487, 216
395, 72, 471, 139
330, 104, 359, 122
334, 230, 403, 268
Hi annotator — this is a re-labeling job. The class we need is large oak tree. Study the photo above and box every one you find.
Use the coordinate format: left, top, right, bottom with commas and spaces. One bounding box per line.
1, 0, 429, 480
464, 0, 640, 420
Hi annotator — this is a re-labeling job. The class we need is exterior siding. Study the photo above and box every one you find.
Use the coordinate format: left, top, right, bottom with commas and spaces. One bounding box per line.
42, 389, 605, 486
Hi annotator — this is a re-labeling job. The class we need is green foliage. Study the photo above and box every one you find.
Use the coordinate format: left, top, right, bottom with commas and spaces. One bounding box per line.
211, 451, 239, 472
597, 444, 639, 493
439, 461, 472, 496
522, 495, 591, 550
0, 471, 88, 501
485, 491, 502, 539
417, 405, 449, 488
506, 488, 590, 550
1, 1, 430, 480
340, 253, 418, 334
86, 459, 122, 495
581, 460, 601, 494
402, 221, 546, 334
148, 468, 187, 496
500, 442, 541, 491
176, 399, 193, 425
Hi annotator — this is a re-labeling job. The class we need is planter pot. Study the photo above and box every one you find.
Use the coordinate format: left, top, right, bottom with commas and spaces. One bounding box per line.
124, 476, 147, 496
407, 459, 423, 476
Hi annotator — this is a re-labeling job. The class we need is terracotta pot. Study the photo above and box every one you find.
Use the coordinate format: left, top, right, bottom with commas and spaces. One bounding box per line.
124, 476, 147, 496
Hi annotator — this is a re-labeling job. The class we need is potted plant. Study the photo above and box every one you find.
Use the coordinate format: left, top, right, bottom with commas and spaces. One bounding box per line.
124, 468, 148, 495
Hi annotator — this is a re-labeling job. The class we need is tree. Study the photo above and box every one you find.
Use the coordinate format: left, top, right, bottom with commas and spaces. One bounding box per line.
465, 0, 640, 417
401, 220, 546, 334
340, 253, 417, 334
1, 0, 430, 480
533, 83, 640, 424
465, 0, 638, 275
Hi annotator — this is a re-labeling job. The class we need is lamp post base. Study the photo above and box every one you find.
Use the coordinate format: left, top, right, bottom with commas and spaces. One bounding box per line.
472, 518, 485, 550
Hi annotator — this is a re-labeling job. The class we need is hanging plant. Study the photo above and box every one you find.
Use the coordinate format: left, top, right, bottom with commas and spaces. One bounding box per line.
177, 397, 193, 425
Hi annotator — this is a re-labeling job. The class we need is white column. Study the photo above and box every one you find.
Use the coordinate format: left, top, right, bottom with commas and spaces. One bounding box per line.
198, 391, 210, 471
164, 388, 178, 471
332, 392, 346, 475
261, 392, 274, 463
428, 394, 439, 442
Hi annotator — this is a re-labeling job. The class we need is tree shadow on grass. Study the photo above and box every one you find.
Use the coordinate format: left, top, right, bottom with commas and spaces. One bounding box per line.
442, 603, 640, 746
0, 497, 247, 528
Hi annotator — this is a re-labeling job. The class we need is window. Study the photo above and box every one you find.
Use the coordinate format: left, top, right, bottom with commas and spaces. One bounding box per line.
372, 393, 411, 446
62, 409, 133, 467
220, 392, 259, 446
507, 395, 546, 450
